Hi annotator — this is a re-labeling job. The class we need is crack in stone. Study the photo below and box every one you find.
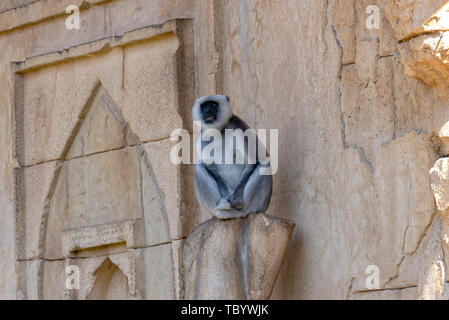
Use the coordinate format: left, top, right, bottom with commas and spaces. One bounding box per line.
18, 239, 178, 263
329, 21, 377, 174
20, 137, 171, 169
345, 276, 356, 299
385, 212, 437, 287
351, 144, 375, 174
351, 285, 418, 295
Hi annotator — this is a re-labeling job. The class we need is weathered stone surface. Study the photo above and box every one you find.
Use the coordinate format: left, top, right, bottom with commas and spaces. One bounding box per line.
185, 218, 245, 300
328, 0, 356, 65
141, 244, 176, 300
171, 239, 184, 300
16, 260, 43, 300
382, 0, 449, 41
20, 50, 123, 167
120, 36, 183, 143
0, 0, 35, 12
430, 158, 449, 217
44, 163, 68, 260
419, 252, 446, 299
9, 18, 192, 299
16, 161, 60, 260
432, 121, 449, 157
42, 260, 66, 300
44, 246, 177, 300
382, 1, 449, 94
429, 157, 449, 300
140, 148, 171, 247
183, 214, 294, 300
66, 87, 125, 159
143, 139, 198, 240
341, 61, 395, 163
376, 134, 436, 258
61, 220, 145, 256
5, 0, 449, 301
66, 148, 141, 229
350, 287, 418, 300
65, 251, 144, 300
246, 214, 296, 300
87, 259, 131, 300
0, 3, 195, 300
398, 32, 449, 93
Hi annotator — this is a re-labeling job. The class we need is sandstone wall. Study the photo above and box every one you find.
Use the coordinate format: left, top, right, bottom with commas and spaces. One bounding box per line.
1, 0, 449, 300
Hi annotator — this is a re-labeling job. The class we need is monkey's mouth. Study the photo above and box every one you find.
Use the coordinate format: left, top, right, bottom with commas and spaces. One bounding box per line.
203, 115, 216, 123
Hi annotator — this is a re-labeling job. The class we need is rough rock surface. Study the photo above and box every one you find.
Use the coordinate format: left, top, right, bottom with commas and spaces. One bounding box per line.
383, 1, 449, 94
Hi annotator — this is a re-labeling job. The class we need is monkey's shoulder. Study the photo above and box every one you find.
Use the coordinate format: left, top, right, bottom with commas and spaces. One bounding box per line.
225, 115, 251, 131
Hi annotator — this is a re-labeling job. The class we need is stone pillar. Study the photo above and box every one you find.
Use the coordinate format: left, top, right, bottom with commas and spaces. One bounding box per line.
183, 213, 295, 300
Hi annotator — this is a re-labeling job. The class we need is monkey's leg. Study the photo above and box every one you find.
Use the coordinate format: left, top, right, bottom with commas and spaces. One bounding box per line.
215, 162, 272, 218
227, 165, 257, 209
242, 164, 273, 215
195, 165, 234, 218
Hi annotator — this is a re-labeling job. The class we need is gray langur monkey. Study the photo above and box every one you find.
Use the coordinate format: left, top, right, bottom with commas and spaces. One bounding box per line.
193, 95, 273, 220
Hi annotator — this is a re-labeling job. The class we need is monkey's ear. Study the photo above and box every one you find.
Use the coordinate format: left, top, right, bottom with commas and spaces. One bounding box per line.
225, 95, 231, 102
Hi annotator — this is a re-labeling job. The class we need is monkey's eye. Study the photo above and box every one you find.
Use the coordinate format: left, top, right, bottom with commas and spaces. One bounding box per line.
200, 101, 219, 112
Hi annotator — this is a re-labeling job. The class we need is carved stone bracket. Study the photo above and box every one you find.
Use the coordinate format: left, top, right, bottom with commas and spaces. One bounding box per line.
183, 214, 295, 300
61, 219, 145, 257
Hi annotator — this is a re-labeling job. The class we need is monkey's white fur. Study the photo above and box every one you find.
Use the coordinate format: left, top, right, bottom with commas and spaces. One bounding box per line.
192, 95, 233, 130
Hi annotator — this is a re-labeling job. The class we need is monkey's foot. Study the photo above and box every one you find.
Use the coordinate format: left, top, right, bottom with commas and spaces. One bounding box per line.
216, 199, 232, 211
214, 209, 248, 220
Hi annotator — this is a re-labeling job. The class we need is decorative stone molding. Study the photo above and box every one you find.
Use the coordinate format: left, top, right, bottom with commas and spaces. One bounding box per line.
61, 219, 145, 257
0, 0, 111, 34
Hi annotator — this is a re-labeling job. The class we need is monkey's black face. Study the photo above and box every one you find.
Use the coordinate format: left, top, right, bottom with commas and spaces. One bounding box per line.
200, 101, 219, 124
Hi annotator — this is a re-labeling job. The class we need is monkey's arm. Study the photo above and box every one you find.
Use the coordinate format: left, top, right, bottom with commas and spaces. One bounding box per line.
194, 164, 232, 213
228, 162, 272, 214
243, 162, 273, 214
227, 164, 257, 209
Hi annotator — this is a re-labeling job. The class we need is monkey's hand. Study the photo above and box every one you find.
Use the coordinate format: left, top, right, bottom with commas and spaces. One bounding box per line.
216, 199, 232, 211
215, 199, 244, 220
228, 191, 244, 210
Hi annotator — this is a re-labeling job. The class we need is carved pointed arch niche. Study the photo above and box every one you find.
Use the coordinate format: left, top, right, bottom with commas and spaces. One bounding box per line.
86, 258, 130, 300
13, 20, 194, 300
40, 82, 171, 260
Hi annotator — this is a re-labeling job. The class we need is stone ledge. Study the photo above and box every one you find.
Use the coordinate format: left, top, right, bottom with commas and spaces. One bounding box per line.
0, 0, 112, 34
183, 213, 295, 300
11, 19, 183, 74
61, 219, 145, 257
